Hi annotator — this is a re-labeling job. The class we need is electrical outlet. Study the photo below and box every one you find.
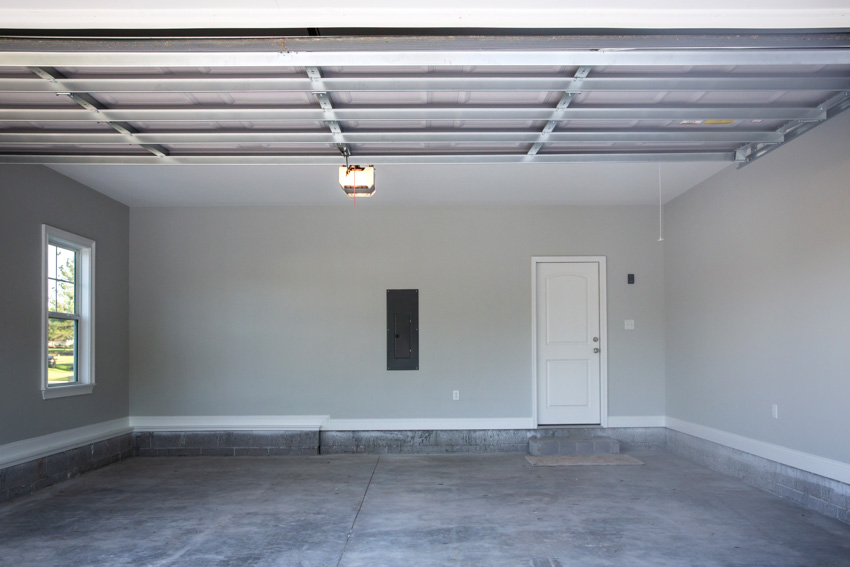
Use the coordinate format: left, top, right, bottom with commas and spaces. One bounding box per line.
624, 319, 635, 330
452, 390, 460, 401
772, 404, 779, 419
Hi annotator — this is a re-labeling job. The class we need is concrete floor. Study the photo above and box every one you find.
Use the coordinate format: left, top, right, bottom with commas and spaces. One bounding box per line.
1, 451, 849, 566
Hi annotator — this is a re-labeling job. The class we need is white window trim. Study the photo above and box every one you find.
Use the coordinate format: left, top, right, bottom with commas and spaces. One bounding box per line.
42, 225, 96, 400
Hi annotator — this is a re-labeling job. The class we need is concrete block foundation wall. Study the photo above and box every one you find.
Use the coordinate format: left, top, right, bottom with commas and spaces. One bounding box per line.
320, 430, 532, 454
666, 429, 850, 525
0, 433, 134, 503
1, 428, 848, 526
133, 427, 670, 456
134, 431, 320, 457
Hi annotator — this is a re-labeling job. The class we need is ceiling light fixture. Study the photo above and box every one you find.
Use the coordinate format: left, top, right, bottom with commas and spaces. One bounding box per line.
339, 149, 375, 198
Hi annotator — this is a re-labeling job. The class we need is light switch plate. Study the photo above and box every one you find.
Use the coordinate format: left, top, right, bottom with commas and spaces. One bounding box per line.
624, 319, 635, 330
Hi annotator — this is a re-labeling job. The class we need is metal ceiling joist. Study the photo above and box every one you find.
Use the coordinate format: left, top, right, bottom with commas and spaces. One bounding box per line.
737, 90, 850, 166
0, 151, 734, 166
1, 35, 847, 169
0, 106, 825, 123
24, 66, 169, 158
305, 66, 348, 156
0, 130, 784, 145
3, 49, 850, 68
3, 34, 849, 53
528, 66, 590, 156
3, 76, 850, 94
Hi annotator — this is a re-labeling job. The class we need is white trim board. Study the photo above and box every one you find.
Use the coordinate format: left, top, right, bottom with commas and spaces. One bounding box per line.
666, 418, 850, 486
0, 418, 131, 470
322, 418, 536, 431
130, 415, 330, 432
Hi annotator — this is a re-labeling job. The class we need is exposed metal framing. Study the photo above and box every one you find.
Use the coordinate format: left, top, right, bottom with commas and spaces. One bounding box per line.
0, 106, 826, 123
2, 34, 849, 53
0, 152, 734, 166
3, 48, 850, 68
3, 75, 850, 94
528, 66, 590, 156
0, 130, 785, 145
25, 66, 168, 157
306, 66, 348, 158
1, 37, 849, 167
737, 91, 850, 167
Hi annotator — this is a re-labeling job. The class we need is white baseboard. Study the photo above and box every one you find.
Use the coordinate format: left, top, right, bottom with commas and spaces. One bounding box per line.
606, 416, 667, 428
0, 418, 132, 469
130, 415, 330, 431
666, 417, 850, 486
323, 417, 536, 431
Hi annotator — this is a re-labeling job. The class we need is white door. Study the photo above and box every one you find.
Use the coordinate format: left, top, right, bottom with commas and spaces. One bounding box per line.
535, 261, 602, 425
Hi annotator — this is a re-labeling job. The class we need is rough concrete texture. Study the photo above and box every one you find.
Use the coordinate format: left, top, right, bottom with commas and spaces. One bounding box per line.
528, 436, 620, 456
534, 427, 668, 451
1, 452, 849, 566
135, 430, 320, 456
129, 428, 665, 457
320, 429, 532, 454
667, 429, 850, 525
0, 433, 133, 503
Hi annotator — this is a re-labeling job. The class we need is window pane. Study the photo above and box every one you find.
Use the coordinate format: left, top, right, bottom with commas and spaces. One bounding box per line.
48, 318, 77, 384
57, 281, 75, 314
48, 244, 57, 279
47, 243, 76, 315
56, 246, 76, 282
48, 280, 58, 313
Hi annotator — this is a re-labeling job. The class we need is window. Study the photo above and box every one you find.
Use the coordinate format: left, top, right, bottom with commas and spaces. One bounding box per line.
42, 225, 95, 399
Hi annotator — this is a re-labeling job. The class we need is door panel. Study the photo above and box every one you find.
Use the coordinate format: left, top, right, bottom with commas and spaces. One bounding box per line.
536, 261, 601, 425
546, 274, 589, 344
546, 360, 589, 407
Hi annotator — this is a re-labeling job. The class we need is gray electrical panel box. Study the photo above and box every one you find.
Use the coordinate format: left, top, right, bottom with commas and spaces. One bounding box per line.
387, 289, 418, 370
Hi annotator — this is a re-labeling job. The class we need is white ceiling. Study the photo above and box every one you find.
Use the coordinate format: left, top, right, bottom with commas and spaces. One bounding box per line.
3, 0, 847, 30
47, 161, 731, 207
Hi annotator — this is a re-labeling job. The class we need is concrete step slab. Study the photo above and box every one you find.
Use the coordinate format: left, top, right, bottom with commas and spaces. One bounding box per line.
528, 435, 620, 456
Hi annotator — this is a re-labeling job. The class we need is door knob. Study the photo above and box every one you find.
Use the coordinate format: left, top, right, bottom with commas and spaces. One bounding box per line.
593, 337, 599, 342
594, 347, 600, 353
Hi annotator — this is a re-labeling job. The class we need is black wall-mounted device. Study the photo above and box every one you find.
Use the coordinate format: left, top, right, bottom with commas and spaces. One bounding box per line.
627, 274, 635, 284
387, 289, 419, 370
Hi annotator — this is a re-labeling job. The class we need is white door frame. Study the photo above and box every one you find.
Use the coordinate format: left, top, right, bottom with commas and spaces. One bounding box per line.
531, 256, 608, 428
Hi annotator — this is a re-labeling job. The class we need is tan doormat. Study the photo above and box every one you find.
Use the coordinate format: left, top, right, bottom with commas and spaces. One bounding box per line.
525, 454, 645, 467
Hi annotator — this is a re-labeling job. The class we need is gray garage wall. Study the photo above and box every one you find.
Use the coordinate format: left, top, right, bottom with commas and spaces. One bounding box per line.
0, 165, 130, 446
665, 109, 850, 464
130, 205, 665, 422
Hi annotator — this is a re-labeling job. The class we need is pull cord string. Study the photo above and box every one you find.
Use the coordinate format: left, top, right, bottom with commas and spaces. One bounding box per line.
658, 164, 664, 242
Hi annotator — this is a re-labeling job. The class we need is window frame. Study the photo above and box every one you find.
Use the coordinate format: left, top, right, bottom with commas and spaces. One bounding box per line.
41, 225, 96, 399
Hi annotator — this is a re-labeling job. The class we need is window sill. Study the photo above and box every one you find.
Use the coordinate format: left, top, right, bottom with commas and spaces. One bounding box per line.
42, 383, 95, 399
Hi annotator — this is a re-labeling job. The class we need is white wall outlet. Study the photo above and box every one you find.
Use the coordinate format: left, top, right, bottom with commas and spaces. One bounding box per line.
772, 404, 779, 419
452, 390, 460, 401
624, 319, 635, 330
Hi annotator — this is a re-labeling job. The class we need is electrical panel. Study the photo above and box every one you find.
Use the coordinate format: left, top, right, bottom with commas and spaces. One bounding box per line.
387, 289, 418, 371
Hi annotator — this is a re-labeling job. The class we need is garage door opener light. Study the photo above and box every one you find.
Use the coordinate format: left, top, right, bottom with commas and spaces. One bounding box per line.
339, 150, 375, 198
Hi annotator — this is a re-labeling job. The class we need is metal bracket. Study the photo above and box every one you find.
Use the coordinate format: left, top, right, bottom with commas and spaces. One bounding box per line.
28, 67, 168, 158
307, 66, 350, 157
528, 66, 592, 156
738, 91, 850, 168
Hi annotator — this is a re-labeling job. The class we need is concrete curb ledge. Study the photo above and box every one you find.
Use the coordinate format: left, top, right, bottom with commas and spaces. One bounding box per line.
135, 430, 320, 456
1, 425, 848, 525
666, 429, 850, 525
0, 433, 134, 503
